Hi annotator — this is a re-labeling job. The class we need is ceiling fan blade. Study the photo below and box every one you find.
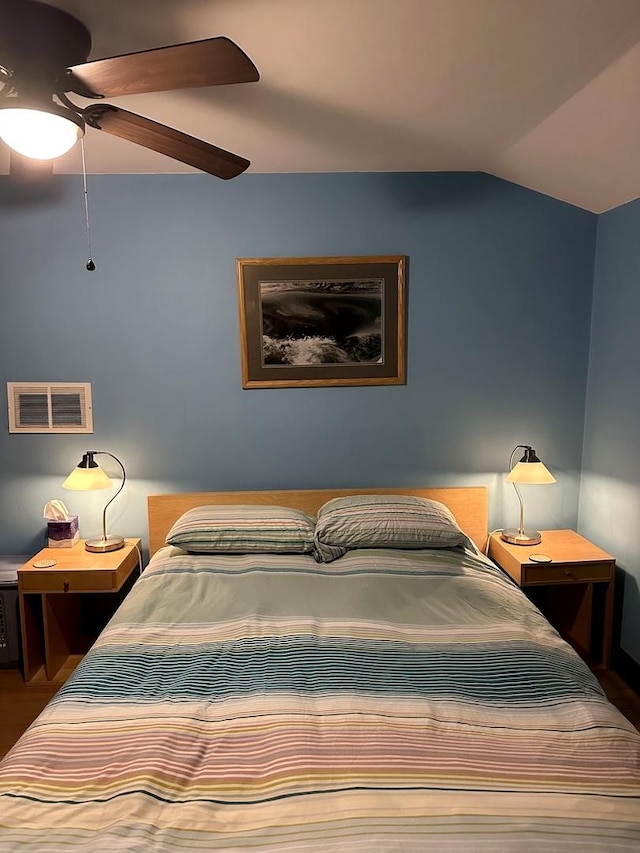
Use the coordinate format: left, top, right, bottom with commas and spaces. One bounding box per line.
84, 104, 250, 179
9, 149, 54, 181
68, 37, 259, 98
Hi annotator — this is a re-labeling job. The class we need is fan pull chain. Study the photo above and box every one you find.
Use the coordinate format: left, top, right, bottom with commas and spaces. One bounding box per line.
81, 137, 96, 271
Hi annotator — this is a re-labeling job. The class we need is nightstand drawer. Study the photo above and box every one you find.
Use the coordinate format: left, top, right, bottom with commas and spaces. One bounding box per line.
20, 569, 120, 593
522, 561, 612, 585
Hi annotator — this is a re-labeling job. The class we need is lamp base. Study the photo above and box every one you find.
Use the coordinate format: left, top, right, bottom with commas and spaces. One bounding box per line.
501, 528, 541, 546
84, 535, 125, 553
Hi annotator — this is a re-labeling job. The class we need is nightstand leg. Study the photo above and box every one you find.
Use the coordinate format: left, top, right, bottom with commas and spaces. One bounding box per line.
19, 593, 45, 682
602, 578, 614, 669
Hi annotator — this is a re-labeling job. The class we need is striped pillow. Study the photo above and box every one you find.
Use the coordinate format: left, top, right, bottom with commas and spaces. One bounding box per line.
166, 505, 316, 554
313, 494, 468, 562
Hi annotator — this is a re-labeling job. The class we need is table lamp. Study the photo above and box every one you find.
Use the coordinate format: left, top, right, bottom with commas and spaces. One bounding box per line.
62, 450, 126, 553
501, 445, 556, 546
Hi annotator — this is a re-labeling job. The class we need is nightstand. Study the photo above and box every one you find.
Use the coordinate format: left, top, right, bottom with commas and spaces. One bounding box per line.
488, 530, 615, 668
18, 538, 142, 684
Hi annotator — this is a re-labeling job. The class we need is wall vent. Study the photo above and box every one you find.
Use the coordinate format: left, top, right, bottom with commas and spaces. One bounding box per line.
7, 383, 93, 434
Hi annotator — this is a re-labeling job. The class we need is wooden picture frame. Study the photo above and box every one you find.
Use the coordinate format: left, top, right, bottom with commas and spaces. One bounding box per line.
236, 255, 406, 388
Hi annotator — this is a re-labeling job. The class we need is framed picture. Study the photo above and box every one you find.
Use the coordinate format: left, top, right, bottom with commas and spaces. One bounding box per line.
236, 255, 406, 388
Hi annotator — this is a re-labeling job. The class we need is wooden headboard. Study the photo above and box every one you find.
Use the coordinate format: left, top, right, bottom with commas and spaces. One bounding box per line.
147, 486, 488, 557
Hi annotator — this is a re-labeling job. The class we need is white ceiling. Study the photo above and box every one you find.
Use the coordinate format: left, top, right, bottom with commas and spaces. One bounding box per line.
2, 0, 640, 213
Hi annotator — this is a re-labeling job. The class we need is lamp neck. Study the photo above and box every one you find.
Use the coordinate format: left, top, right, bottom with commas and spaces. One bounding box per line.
515, 485, 525, 534
509, 444, 529, 535
94, 451, 126, 541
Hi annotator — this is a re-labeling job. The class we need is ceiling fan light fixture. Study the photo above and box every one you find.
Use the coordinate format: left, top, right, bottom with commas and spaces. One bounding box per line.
1, 1, 258, 177
0, 102, 84, 160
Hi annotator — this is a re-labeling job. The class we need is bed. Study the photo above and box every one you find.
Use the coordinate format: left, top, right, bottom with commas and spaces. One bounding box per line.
0, 485, 639, 852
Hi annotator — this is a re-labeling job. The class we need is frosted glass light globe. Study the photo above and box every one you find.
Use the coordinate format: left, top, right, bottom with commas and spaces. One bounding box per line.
0, 107, 83, 159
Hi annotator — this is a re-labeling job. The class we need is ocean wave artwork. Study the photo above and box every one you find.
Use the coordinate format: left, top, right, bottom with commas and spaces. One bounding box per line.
259, 279, 383, 366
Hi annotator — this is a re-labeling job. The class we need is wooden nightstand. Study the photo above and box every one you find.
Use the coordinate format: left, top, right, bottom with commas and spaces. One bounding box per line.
18, 538, 142, 684
488, 530, 615, 668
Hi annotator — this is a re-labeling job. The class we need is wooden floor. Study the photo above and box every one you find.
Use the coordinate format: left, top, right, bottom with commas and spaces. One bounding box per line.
0, 664, 639, 762
591, 665, 640, 731
0, 668, 59, 761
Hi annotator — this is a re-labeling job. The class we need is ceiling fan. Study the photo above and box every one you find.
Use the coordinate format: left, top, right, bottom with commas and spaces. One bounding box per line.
0, 0, 259, 180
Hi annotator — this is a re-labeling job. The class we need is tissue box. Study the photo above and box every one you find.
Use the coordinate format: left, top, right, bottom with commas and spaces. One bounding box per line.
47, 516, 79, 548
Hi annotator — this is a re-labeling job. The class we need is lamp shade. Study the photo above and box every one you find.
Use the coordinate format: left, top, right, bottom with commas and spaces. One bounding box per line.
0, 104, 84, 160
506, 460, 556, 485
61, 466, 112, 490
62, 452, 112, 490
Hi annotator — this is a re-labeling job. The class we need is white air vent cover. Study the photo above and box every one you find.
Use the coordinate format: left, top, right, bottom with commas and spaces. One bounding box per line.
7, 383, 93, 434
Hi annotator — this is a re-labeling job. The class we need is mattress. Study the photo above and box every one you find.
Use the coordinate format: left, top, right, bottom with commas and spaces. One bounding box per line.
0, 544, 639, 851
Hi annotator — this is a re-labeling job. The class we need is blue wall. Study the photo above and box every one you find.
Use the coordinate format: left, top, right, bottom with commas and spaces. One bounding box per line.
1, 172, 595, 568
579, 197, 640, 665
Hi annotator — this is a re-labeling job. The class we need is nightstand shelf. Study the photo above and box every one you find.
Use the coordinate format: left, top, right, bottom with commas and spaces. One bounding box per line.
18, 538, 142, 684
488, 530, 615, 668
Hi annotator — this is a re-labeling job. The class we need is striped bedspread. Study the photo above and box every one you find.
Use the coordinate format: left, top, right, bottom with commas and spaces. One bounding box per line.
1, 545, 639, 851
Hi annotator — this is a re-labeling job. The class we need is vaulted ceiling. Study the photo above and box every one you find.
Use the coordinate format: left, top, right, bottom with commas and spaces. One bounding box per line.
2, 0, 640, 213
